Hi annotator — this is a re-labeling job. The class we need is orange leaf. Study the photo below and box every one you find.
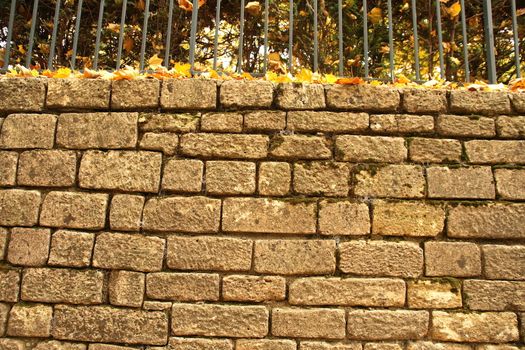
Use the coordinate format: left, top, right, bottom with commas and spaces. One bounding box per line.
446, 2, 461, 18
178, 0, 206, 12
368, 7, 382, 25
336, 77, 364, 85
123, 36, 134, 53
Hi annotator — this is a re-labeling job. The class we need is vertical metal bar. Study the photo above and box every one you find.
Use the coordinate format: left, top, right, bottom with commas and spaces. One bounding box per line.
483, 0, 497, 83
237, 0, 245, 73
213, 0, 221, 70
288, 0, 293, 73
48, 0, 62, 70
26, 0, 39, 68
71, 0, 83, 70
511, 0, 521, 78
263, 0, 269, 74
139, 0, 151, 71
2, 0, 16, 70
189, 0, 199, 74
435, 0, 444, 79
460, 0, 469, 81
363, 0, 369, 78
116, 0, 128, 70
93, 0, 105, 70
411, 0, 420, 81
387, 0, 394, 81
164, 0, 174, 67
313, 0, 318, 72
338, 0, 343, 76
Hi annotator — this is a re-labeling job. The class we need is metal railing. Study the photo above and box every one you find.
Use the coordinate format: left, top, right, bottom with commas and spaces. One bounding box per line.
0, 0, 523, 83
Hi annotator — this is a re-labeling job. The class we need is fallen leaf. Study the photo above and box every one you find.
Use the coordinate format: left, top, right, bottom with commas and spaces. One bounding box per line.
368, 7, 382, 25
148, 54, 164, 70
447, 1, 461, 18
245, 1, 261, 16
336, 77, 364, 85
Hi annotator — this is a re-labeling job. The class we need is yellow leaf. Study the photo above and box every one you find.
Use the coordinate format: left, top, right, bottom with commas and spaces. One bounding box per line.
295, 68, 313, 83
245, 1, 261, 16
241, 72, 255, 80
174, 62, 191, 78
113, 66, 140, 80
324, 74, 338, 84
446, 1, 461, 18
148, 54, 163, 70
370, 80, 383, 86
54, 67, 72, 79
18, 44, 26, 55
368, 7, 382, 25
395, 74, 410, 84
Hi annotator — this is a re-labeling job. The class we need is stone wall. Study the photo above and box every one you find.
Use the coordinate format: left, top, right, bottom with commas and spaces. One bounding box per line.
0, 77, 524, 350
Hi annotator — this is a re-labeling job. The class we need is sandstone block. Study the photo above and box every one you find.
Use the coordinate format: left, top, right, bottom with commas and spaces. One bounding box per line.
0, 151, 17, 185
0, 228, 7, 260
48, 230, 95, 267
319, 200, 370, 235
181, 133, 268, 159
510, 92, 525, 112
463, 280, 525, 311
139, 112, 199, 132
407, 341, 471, 350
237, 339, 296, 350
167, 236, 252, 271
88, 344, 137, 350
497, 115, 525, 138
143, 196, 220, 232
276, 83, 326, 109
483, 245, 525, 280
289, 277, 405, 307
339, 240, 423, 278
409, 138, 462, 163
7, 304, 52, 338
300, 342, 361, 350
110, 194, 145, 231
364, 344, 403, 350
57, 112, 138, 149
222, 275, 286, 302
93, 233, 165, 272
109, 270, 145, 307
370, 114, 434, 134
254, 239, 335, 275
449, 90, 511, 115
326, 85, 401, 111
0, 114, 56, 149
168, 338, 233, 350
111, 79, 160, 109
220, 80, 273, 108
336, 135, 407, 162
403, 89, 447, 113
0, 189, 41, 226
425, 241, 481, 277
0, 338, 26, 350
258, 162, 291, 196
171, 303, 269, 337
53, 305, 168, 345
161, 79, 217, 109
372, 201, 444, 237
437, 115, 496, 137
476, 345, 521, 350
494, 168, 525, 199
354, 165, 425, 198
0, 78, 46, 111
0, 303, 10, 335
139, 132, 179, 156
347, 310, 429, 340
33, 342, 87, 350
21, 268, 104, 304
162, 159, 203, 193
40, 191, 108, 229
294, 162, 350, 197
146, 272, 219, 301
288, 111, 369, 132
17, 150, 77, 187
244, 111, 286, 131
7, 227, 50, 266
465, 140, 525, 164
0, 269, 20, 302
206, 161, 256, 195
272, 308, 345, 339
143, 301, 172, 311
270, 135, 331, 160
427, 166, 495, 199
47, 79, 110, 109
407, 280, 462, 309
201, 112, 243, 132
222, 197, 317, 234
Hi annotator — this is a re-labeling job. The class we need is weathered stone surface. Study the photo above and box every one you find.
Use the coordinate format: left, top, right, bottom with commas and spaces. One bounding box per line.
258, 162, 291, 196
143, 196, 220, 232
347, 310, 429, 340
109, 270, 145, 308
372, 201, 444, 237
172, 303, 269, 337
21, 268, 104, 304
427, 166, 495, 199
7, 227, 50, 266
0, 114, 56, 149
276, 83, 326, 109
53, 305, 168, 345
476, 345, 521, 350
0, 303, 9, 336
222, 275, 286, 302
254, 239, 335, 275
409, 138, 462, 163
326, 85, 401, 111
483, 245, 525, 280
162, 159, 204, 193
0, 151, 17, 185
437, 115, 496, 137
47, 79, 111, 109
288, 111, 369, 132
17, 150, 77, 187
450, 90, 511, 115
339, 240, 423, 278
0, 338, 26, 350
0, 78, 46, 111
33, 340, 87, 350
143, 301, 172, 311
57, 112, 138, 149
448, 203, 525, 239
40, 191, 108, 229
223, 197, 317, 234
510, 92, 525, 113
431, 311, 519, 343
407, 341, 471, 350
465, 140, 525, 164
93, 233, 165, 272
272, 308, 345, 339
364, 343, 403, 350
407, 280, 462, 309
206, 161, 256, 195
294, 162, 350, 197
244, 111, 286, 131
403, 89, 447, 113
0, 228, 7, 261
463, 280, 525, 311
370, 114, 434, 134
289, 277, 405, 307
335, 135, 407, 162
7, 303, 52, 337
494, 168, 525, 199
110, 194, 145, 231
319, 200, 370, 235
354, 165, 425, 198
497, 115, 525, 138
89, 344, 137, 350
300, 342, 361, 350
79, 151, 161, 193
161, 79, 217, 109
167, 338, 233, 350
139, 132, 179, 156
270, 135, 332, 160
167, 236, 252, 271
425, 242, 481, 277
146, 272, 219, 301
111, 79, 160, 109
0, 189, 41, 226
48, 230, 95, 267
181, 133, 269, 159
0, 269, 20, 302
237, 339, 296, 350
201, 112, 243, 132
220, 80, 273, 108
139, 112, 199, 132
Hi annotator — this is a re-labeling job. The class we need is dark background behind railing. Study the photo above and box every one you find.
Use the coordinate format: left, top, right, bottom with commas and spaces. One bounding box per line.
1, 0, 524, 83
